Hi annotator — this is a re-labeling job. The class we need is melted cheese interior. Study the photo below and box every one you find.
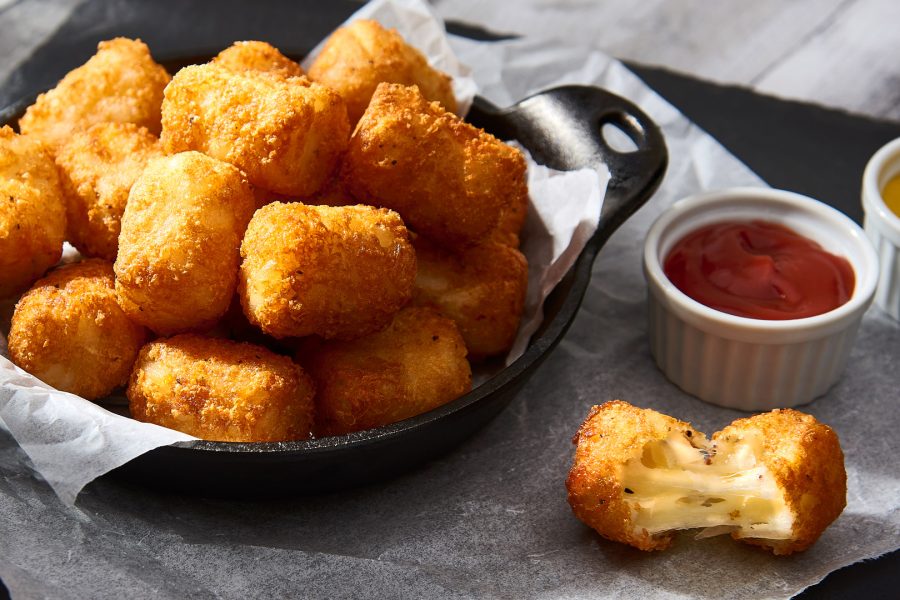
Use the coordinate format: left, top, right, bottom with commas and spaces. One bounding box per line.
622, 430, 793, 540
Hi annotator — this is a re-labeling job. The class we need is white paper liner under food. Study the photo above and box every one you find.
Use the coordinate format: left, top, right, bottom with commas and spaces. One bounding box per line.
0, 0, 608, 505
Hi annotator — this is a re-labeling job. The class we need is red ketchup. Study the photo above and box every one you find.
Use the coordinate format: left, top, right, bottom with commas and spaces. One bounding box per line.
663, 220, 855, 320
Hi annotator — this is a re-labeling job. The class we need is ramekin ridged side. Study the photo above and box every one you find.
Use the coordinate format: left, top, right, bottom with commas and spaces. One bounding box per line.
644, 187, 878, 411
862, 136, 900, 321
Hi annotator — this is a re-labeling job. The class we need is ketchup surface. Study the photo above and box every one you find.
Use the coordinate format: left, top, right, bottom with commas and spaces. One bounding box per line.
663, 220, 855, 320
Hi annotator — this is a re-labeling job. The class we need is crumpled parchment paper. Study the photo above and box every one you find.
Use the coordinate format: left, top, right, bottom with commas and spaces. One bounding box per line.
0, 0, 897, 598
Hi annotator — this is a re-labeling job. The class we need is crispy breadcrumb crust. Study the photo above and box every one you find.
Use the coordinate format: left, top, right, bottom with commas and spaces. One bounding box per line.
161, 63, 349, 197
55, 122, 163, 261
566, 401, 847, 554
342, 83, 527, 250
0, 126, 66, 297
114, 152, 256, 335
299, 306, 471, 436
413, 236, 527, 359
239, 201, 416, 340
18, 38, 169, 149
715, 409, 846, 555
128, 334, 315, 442
8, 259, 146, 399
212, 41, 304, 78
308, 19, 456, 125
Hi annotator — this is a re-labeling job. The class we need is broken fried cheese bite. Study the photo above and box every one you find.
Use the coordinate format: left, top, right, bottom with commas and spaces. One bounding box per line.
161, 63, 349, 197
308, 19, 457, 125
9, 259, 147, 400
0, 126, 66, 297
566, 401, 846, 554
128, 334, 315, 442
55, 122, 163, 261
343, 83, 528, 250
114, 152, 256, 335
299, 306, 471, 436
239, 201, 416, 340
18, 38, 170, 149
212, 40, 304, 78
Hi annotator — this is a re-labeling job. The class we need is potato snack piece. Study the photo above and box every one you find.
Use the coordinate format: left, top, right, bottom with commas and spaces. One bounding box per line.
0, 126, 66, 297
212, 40, 304, 78
343, 83, 527, 250
8, 259, 146, 400
18, 38, 169, 149
413, 236, 527, 359
114, 151, 256, 335
239, 201, 416, 340
55, 122, 163, 261
161, 63, 349, 197
300, 306, 471, 436
128, 334, 315, 442
308, 19, 456, 125
566, 401, 846, 555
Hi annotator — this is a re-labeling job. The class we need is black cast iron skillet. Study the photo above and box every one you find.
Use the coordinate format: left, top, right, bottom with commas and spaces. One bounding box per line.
2, 51, 666, 494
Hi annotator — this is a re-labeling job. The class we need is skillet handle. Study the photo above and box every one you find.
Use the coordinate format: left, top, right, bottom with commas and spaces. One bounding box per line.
469, 85, 668, 235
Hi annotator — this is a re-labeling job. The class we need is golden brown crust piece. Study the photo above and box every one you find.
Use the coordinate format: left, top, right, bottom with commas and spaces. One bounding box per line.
128, 334, 315, 442
55, 122, 163, 261
18, 38, 170, 149
716, 409, 846, 555
308, 19, 456, 125
239, 201, 416, 340
0, 126, 66, 297
8, 259, 147, 400
566, 401, 693, 551
114, 151, 256, 335
343, 83, 527, 250
212, 41, 304, 78
160, 63, 349, 197
300, 306, 471, 436
413, 236, 528, 359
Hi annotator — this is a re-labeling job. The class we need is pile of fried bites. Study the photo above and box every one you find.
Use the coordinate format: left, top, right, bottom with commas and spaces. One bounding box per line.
1, 21, 530, 441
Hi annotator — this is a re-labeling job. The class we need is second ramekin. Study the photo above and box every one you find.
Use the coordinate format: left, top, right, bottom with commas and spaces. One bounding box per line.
643, 187, 878, 411
862, 136, 900, 321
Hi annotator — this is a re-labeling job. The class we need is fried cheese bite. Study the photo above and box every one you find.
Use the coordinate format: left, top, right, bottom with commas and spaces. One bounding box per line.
307, 19, 457, 125
413, 236, 528, 360
161, 63, 349, 197
489, 183, 529, 248
55, 122, 163, 261
212, 40, 304, 78
566, 401, 846, 555
239, 201, 416, 340
114, 152, 256, 335
300, 306, 471, 436
0, 126, 66, 297
18, 38, 169, 149
343, 83, 527, 250
128, 334, 315, 442
8, 260, 146, 400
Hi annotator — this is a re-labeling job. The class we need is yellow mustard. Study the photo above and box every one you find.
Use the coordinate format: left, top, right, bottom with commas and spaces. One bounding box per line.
883, 174, 900, 218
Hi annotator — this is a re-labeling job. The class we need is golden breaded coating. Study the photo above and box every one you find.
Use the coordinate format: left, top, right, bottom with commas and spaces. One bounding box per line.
343, 83, 527, 249
239, 201, 416, 340
0, 126, 66, 297
212, 40, 304, 78
413, 236, 527, 359
8, 259, 146, 400
300, 306, 471, 436
308, 19, 457, 125
128, 334, 315, 442
489, 182, 529, 248
566, 401, 846, 555
18, 38, 169, 149
114, 152, 256, 335
161, 63, 349, 197
55, 122, 163, 261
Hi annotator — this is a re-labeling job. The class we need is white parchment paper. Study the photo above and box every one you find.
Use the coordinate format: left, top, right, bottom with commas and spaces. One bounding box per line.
0, 1, 897, 599
0, 0, 608, 505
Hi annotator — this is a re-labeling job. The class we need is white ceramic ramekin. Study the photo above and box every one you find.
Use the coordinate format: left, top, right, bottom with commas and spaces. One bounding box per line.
862, 137, 900, 321
643, 187, 878, 411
